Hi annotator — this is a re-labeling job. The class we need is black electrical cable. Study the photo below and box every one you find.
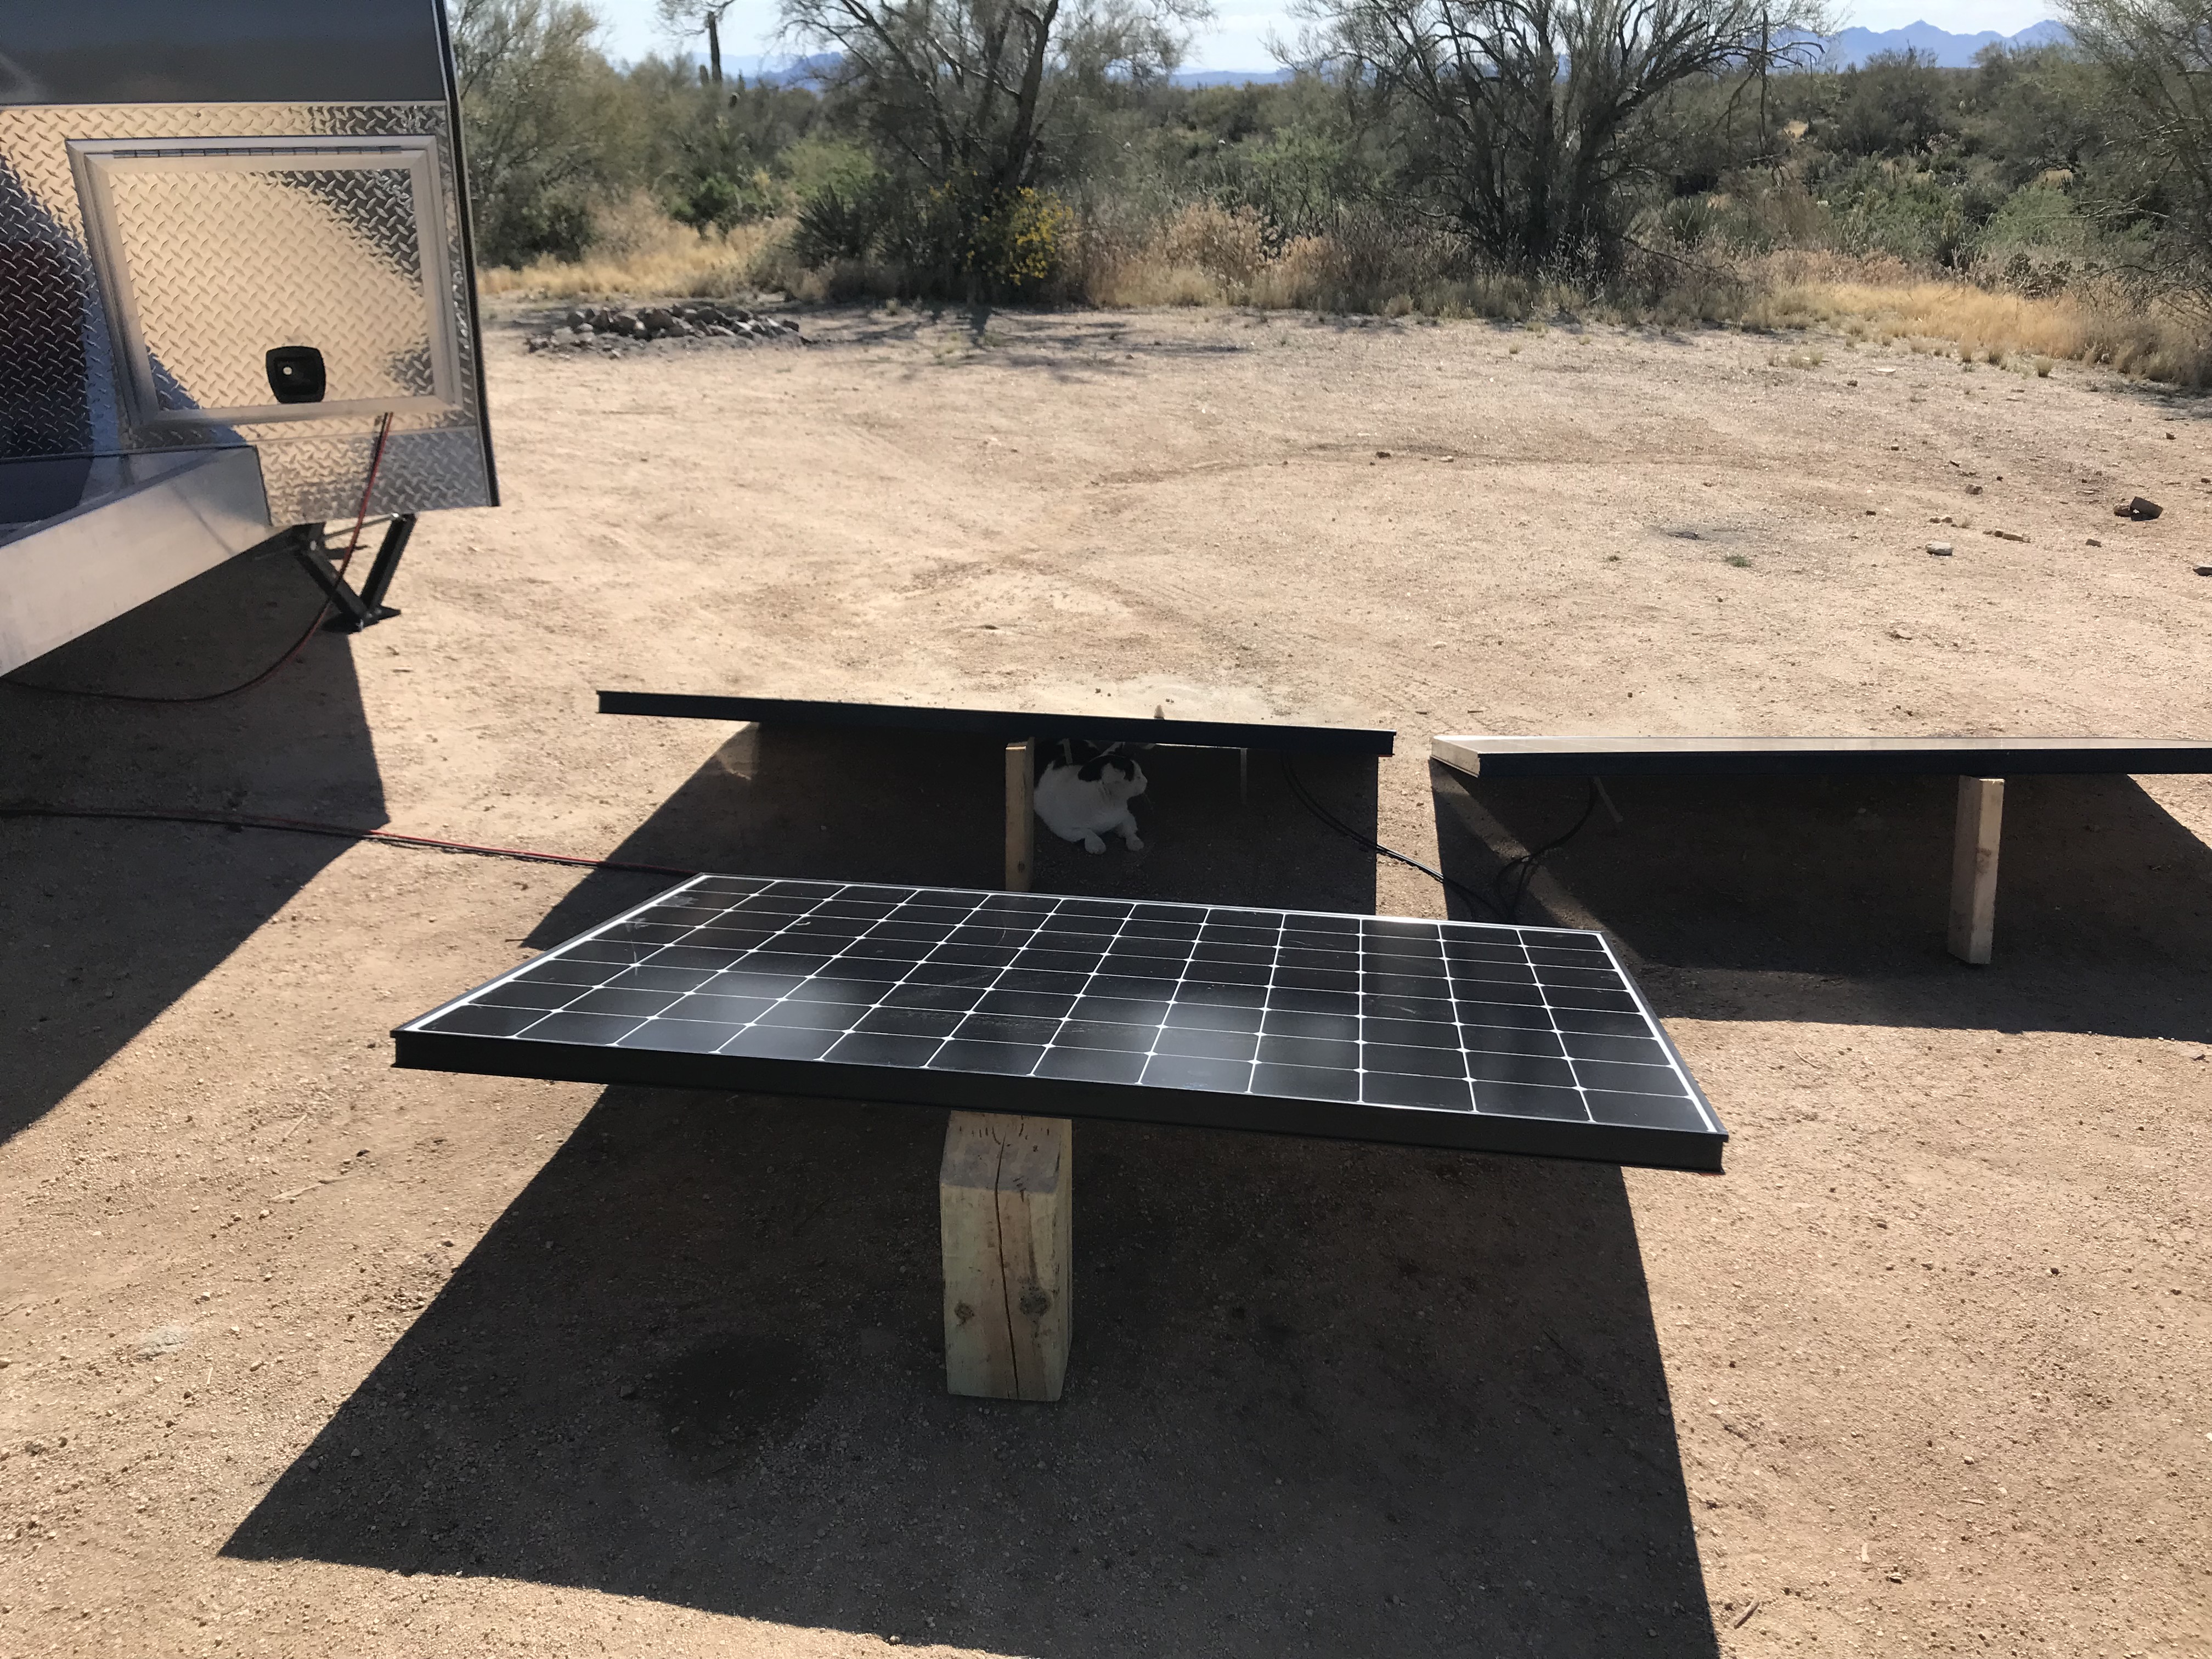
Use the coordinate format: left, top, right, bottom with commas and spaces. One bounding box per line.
0, 804, 698, 878
1279, 757, 1505, 922
1489, 779, 1601, 922
2, 412, 395, 705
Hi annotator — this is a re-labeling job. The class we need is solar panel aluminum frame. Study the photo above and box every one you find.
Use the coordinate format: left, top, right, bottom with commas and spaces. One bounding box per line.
1432, 734, 2212, 780
394, 877, 1727, 1173
597, 691, 1397, 757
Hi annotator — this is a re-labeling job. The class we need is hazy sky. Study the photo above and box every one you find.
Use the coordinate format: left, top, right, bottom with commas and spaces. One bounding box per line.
597, 1, 2064, 75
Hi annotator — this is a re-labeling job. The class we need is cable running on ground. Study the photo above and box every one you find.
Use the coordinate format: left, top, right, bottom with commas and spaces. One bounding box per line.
0, 805, 697, 878
1279, 758, 1505, 922
1281, 759, 1601, 924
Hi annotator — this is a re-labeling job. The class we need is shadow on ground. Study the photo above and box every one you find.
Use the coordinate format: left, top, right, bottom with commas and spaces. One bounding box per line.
1435, 765, 2212, 1042
227, 730, 1720, 1656
0, 538, 383, 1144
225, 1094, 1716, 1656
529, 726, 1383, 945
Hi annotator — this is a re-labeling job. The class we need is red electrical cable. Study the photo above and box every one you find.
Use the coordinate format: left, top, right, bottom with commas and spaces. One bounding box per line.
3, 411, 397, 704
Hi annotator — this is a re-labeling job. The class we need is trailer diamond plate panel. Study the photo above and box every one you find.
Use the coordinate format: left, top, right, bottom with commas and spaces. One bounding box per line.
72, 138, 460, 427
0, 100, 493, 523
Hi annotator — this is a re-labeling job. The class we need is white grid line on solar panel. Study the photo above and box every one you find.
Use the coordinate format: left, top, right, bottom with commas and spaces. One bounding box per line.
419, 877, 1700, 1125
467, 883, 1138, 1068
441, 875, 833, 1051
1363, 917, 1579, 1115
1144, 900, 1217, 1088
1439, 919, 1544, 1120
1143, 905, 1277, 1096
873, 889, 1092, 1076
395, 870, 731, 1029
1025, 894, 1146, 1085
443, 881, 1639, 1094
698, 883, 996, 1065
631, 883, 1049, 1067
1585, 931, 1722, 1135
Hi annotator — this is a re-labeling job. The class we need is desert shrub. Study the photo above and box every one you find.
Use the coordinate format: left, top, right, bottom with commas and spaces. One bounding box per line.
666, 168, 782, 230
791, 180, 885, 266
965, 188, 1078, 295
1830, 51, 1951, 157
1211, 125, 1372, 247
775, 174, 1076, 300
1979, 180, 2089, 251
1155, 202, 1273, 286
479, 214, 787, 297
1659, 194, 1728, 248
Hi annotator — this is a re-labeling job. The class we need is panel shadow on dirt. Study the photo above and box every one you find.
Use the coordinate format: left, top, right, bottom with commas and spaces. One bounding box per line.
0, 537, 384, 1144
529, 726, 1380, 946
1434, 765, 2212, 1043
227, 734, 1716, 1655
224, 1088, 1718, 1656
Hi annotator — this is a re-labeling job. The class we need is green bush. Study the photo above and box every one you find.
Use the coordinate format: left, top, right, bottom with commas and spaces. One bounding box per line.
963, 187, 1076, 295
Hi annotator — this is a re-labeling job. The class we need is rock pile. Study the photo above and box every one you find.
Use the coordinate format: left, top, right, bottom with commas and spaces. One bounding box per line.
526, 303, 802, 353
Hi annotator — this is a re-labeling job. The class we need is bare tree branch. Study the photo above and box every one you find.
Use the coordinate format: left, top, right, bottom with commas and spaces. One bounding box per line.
1285, 0, 1831, 266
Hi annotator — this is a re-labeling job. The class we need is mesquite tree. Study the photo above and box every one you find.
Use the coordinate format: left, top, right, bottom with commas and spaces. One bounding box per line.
781, 0, 1209, 203
2066, 0, 2212, 311
1290, 0, 1829, 268
448, 0, 631, 262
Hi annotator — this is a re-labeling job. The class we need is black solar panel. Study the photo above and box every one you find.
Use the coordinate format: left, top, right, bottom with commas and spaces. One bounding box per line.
599, 691, 1396, 756
396, 877, 1725, 1171
1434, 733, 2212, 778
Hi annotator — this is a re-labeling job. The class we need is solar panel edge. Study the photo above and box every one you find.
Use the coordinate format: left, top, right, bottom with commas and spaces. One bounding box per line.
1584, 933, 1725, 1139
1433, 733, 2212, 780
506, 869, 1604, 948
388, 1027, 1726, 1172
598, 690, 1397, 757
391, 872, 716, 1037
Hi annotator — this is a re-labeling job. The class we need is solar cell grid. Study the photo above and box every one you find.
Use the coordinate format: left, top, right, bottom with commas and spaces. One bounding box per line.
398, 876, 1725, 1169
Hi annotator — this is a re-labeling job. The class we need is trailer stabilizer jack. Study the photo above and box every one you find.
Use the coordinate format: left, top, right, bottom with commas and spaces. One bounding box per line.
287, 515, 415, 633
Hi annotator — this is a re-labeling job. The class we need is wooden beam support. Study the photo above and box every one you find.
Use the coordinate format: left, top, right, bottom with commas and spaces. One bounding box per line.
1005, 738, 1035, 891
940, 1111, 1071, 1401
1948, 776, 2004, 965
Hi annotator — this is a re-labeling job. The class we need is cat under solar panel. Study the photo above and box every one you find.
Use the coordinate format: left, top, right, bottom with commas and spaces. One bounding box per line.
395, 877, 1725, 1172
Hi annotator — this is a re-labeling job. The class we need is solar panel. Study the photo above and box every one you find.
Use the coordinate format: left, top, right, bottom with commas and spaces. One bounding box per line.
599, 691, 1396, 756
396, 877, 1725, 1172
1433, 733, 2212, 779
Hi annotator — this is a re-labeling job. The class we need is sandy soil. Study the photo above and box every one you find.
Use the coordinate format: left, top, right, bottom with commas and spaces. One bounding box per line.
3, 303, 2208, 1659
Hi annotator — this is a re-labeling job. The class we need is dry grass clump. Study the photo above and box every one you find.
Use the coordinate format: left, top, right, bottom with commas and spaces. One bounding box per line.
477, 198, 2212, 386
478, 198, 787, 300
1739, 251, 2212, 384
1080, 203, 1285, 307
1082, 204, 1602, 321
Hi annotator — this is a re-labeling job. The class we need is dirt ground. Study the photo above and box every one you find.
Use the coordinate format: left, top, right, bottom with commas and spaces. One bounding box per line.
3, 304, 2208, 1659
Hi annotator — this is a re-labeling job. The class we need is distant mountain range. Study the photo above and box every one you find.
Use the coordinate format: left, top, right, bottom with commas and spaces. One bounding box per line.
1165, 20, 2074, 84
1816, 18, 2071, 67
1170, 68, 1296, 86
707, 21, 2071, 88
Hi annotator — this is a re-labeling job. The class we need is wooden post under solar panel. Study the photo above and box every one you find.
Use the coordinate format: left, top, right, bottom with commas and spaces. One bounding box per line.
940, 1111, 1071, 1401
1006, 738, 1035, 891
1948, 776, 2003, 964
